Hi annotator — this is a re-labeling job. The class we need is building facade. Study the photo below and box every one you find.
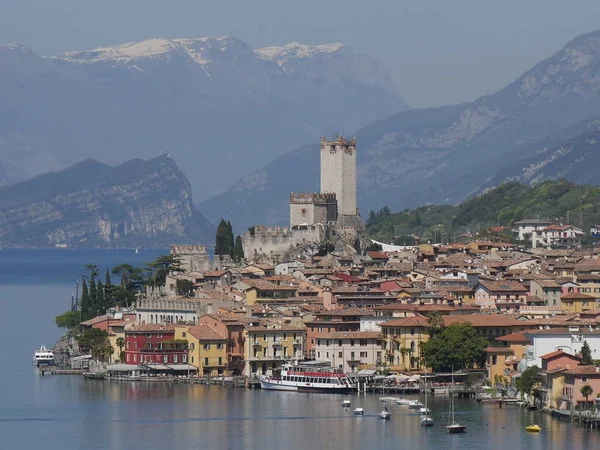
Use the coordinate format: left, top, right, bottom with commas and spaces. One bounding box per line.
243, 325, 305, 376
314, 331, 382, 373
124, 324, 187, 365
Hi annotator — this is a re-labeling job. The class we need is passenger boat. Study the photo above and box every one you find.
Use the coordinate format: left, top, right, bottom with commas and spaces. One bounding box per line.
525, 424, 541, 433
342, 400, 352, 407
33, 346, 55, 366
353, 408, 364, 416
259, 362, 356, 393
380, 396, 399, 403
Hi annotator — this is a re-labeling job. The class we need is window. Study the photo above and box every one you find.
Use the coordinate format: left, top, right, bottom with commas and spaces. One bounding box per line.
318, 340, 321, 346
217, 343, 223, 350
127, 354, 130, 362
360, 340, 367, 346
326, 340, 330, 347
283, 334, 287, 340
351, 351, 355, 359
360, 352, 367, 358
583, 376, 588, 382
173, 355, 178, 363
205, 357, 209, 366
338, 352, 343, 358
350, 340, 355, 347
317, 352, 321, 358
163, 355, 168, 363
203, 344, 210, 350
410, 328, 415, 336
338, 340, 342, 346
218, 357, 222, 366
326, 352, 329, 358
182, 332, 186, 338
190, 343, 195, 350
126, 341, 130, 350
134, 354, 137, 362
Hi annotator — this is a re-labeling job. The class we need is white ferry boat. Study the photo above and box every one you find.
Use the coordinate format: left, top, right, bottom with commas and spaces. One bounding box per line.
260, 362, 356, 393
33, 346, 55, 366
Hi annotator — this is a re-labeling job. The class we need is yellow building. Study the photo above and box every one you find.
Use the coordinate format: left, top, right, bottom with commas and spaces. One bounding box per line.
175, 325, 227, 376
543, 370, 567, 410
485, 332, 530, 385
561, 292, 598, 314
243, 325, 305, 376
379, 316, 429, 372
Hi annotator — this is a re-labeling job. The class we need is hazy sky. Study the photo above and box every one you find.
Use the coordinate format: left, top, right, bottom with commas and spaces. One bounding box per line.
2, 0, 600, 107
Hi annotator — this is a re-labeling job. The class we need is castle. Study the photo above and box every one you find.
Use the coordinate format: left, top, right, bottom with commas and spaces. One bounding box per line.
242, 135, 364, 261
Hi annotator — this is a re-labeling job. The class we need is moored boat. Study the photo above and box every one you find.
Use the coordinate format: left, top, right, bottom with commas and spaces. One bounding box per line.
353, 408, 364, 416
395, 398, 412, 405
380, 396, 399, 403
408, 400, 424, 409
421, 416, 434, 427
378, 406, 391, 420
259, 362, 356, 393
342, 400, 351, 407
33, 346, 55, 366
525, 424, 541, 432
446, 369, 466, 433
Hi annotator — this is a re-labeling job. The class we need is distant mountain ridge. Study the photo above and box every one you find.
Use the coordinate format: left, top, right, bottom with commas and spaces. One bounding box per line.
0, 36, 407, 200
0, 155, 214, 248
200, 29, 600, 229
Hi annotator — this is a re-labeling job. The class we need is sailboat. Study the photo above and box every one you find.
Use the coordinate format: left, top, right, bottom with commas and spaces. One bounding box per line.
446, 370, 466, 433
421, 376, 434, 427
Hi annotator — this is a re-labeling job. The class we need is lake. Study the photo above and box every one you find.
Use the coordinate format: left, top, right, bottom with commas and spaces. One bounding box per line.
0, 249, 599, 449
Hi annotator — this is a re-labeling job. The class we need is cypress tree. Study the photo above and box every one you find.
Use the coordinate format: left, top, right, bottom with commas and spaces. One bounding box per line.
81, 280, 90, 321
214, 219, 227, 256
226, 221, 235, 257
234, 235, 244, 262
105, 269, 111, 286
96, 280, 105, 315
582, 340, 594, 365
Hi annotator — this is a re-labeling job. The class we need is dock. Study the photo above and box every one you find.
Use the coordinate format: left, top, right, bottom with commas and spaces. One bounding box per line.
38, 367, 85, 376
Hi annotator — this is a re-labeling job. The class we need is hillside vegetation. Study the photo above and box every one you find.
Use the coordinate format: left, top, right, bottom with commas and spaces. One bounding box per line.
366, 180, 600, 244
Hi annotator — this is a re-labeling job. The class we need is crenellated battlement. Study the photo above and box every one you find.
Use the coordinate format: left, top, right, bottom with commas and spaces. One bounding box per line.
170, 244, 207, 254
289, 192, 337, 204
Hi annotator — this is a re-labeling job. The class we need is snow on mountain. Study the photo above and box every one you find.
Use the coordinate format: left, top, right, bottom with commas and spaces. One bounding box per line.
255, 42, 346, 61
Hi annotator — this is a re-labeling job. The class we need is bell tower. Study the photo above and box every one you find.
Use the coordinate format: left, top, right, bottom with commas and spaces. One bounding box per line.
320, 135, 357, 218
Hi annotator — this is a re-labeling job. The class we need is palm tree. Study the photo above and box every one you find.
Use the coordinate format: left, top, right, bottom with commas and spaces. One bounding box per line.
116, 337, 125, 357
581, 385, 594, 409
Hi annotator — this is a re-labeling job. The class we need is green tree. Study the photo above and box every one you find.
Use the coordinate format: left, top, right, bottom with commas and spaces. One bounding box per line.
147, 254, 182, 287
55, 311, 80, 330
80, 279, 90, 321
581, 385, 594, 407
112, 263, 135, 288
105, 268, 112, 287
176, 279, 194, 297
95, 280, 105, 315
581, 340, 593, 365
368, 210, 376, 222
77, 328, 108, 357
426, 312, 444, 337
516, 365, 543, 398
365, 242, 383, 252
421, 323, 487, 372
215, 219, 228, 256
226, 221, 235, 257
233, 235, 244, 262
116, 337, 125, 357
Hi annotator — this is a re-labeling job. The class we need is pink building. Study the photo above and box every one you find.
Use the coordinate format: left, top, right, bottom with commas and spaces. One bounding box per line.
563, 366, 600, 410
540, 350, 581, 371
474, 280, 528, 311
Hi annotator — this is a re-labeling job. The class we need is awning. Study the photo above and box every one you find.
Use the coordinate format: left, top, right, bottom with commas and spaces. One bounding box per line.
166, 364, 198, 371
143, 364, 171, 370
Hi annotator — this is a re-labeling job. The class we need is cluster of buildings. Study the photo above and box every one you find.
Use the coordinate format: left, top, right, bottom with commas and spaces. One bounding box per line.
77, 236, 600, 411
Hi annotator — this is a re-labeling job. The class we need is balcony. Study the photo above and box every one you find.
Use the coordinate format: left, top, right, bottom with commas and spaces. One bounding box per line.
293, 339, 302, 346
248, 355, 286, 361
252, 342, 262, 347
203, 357, 227, 367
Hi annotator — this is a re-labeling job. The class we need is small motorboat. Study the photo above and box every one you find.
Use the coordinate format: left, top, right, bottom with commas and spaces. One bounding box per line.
419, 407, 431, 415
408, 400, 424, 409
395, 398, 411, 406
380, 396, 399, 403
525, 424, 541, 433
342, 400, 351, 408
353, 408, 364, 416
447, 423, 467, 433
421, 416, 434, 427
378, 406, 392, 420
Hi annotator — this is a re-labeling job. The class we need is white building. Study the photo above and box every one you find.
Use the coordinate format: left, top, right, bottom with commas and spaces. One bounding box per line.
315, 331, 382, 373
513, 219, 551, 245
535, 225, 584, 249
524, 326, 600, 367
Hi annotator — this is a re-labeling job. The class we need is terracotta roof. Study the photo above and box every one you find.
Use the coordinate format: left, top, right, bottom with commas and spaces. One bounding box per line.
367, 251, 389, 259
533, 279, 560, 288
316, 307, 374, 317
188, 324, 226, 340
442, 314, 524, 327
540, 350, 580, 361
380, 316, 429, 328
485, 347, 514, 353
241, 279, 297, 291
496, 332, 530, 343
322, 331, 382, 340
565, 365, 600, 376
245, 325, 305, 332
561, 292, 597, 299
204, 270, 228, 277
478, 280, 527, 292
126, 324, 177, 333
80, 315, 110, 326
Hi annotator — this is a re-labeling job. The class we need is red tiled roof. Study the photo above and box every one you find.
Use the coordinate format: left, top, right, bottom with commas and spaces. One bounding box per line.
380, 316, 429, 327
565, 365, 600, 376
485, 347, 514, 353
561, 292, 597, 299
478, 280, 527, 292
540, 350, 580, 361
188, 324, 226, 341
496, 332, 530, 343
443, 314, 524, 327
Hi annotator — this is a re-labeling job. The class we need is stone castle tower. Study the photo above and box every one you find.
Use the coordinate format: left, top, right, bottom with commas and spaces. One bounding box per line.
320, 136, 357, 218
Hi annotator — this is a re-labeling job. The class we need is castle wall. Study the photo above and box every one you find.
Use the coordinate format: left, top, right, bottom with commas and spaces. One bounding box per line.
290, 193, 337, 227
170, 244, 211, 272
242, 224, 326, 261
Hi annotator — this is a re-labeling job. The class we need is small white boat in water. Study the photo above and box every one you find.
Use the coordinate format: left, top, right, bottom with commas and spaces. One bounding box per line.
342, 400, 351, 408
421, 416, 434, 427
419, 407, 431, 415
379, 406, 392, 420
353, 408, 364, 416
395, 398, 412, 406
408, 400, 424, 409
33, 346, 54, 366
380, 396, 399, 403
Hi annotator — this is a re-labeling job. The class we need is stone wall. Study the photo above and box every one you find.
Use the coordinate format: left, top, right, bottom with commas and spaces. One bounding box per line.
242, 224, 326, 261
170, 244, 211, 272
289, 192, 337, 227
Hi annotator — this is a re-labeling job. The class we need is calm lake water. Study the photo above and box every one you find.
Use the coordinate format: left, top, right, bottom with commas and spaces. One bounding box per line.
1, 249, 599, 449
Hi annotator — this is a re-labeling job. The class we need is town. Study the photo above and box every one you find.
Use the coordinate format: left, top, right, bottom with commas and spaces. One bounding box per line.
48, 136, 600, 427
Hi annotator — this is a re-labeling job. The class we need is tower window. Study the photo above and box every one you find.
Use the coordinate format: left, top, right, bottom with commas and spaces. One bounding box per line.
301, 208, 307, 217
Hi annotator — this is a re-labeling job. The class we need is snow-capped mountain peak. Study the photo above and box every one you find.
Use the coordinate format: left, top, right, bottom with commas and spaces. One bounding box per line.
254, 42, 346, 62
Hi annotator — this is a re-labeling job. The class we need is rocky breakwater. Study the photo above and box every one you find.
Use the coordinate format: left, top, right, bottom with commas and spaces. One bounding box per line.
0, 155, 214, 247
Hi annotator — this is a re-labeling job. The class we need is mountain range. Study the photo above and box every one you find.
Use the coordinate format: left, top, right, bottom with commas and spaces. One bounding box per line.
0, 155, 213, 248
201, 30, 600, 229
0, 37, 407, 200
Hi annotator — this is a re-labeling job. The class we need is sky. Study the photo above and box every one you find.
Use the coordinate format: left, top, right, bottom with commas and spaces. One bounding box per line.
2, 0, 600, 107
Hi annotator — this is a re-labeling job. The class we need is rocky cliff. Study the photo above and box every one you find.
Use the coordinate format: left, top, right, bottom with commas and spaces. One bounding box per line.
200, 29, 600, 227
0, 155, 214, 247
